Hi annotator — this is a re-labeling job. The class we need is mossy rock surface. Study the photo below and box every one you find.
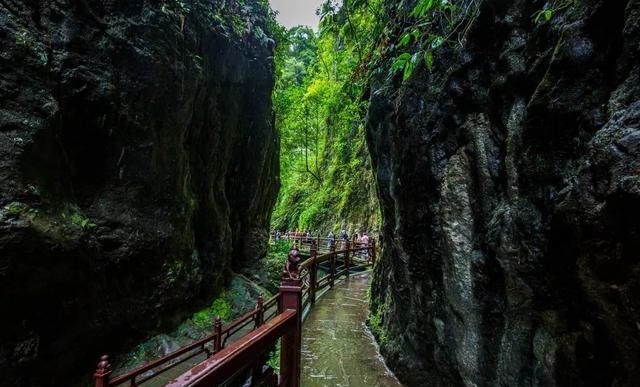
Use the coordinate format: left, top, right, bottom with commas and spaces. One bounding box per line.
0, 1, 279, 386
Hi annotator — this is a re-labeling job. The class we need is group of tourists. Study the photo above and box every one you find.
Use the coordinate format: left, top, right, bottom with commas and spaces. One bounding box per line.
283, 228, 374, 279
327, 229, 370, 249
273, 229, 314, 244
272, 229, 372, 248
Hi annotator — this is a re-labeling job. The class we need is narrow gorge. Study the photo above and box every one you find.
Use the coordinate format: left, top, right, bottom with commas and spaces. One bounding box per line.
1, 1, 639, 387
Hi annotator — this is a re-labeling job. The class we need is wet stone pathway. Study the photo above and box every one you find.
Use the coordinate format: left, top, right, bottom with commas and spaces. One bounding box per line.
301, 273, 405, 387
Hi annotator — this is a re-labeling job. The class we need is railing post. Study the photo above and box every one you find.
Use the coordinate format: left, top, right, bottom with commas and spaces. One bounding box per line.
94, 355, 112, 387
309, 241, 317, 306
279, 275, 302, 387
345, 241, 351, 277
329, 240, 336, 288
371, 239, 376, 265
255, 296, 264, 328
214, 316, 222, 352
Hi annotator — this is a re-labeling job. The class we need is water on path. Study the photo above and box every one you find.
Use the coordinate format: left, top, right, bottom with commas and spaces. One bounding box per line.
301, 273, 405, 387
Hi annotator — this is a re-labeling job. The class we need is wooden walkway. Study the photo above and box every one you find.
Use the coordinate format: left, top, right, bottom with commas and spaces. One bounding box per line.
302, 273, 404, 387
92, 240, 376, 387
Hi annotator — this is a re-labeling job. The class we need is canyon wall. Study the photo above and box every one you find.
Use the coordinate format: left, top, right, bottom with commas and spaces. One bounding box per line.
367, 1, 639, 386
0, 1, 278, 386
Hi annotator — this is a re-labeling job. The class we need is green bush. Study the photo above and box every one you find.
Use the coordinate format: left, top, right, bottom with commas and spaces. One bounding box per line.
266, 339, 281, 371
264, 240, 291, 290
366, 309, 388, 347
2, 201, 39, 221
191, 293, 232, 329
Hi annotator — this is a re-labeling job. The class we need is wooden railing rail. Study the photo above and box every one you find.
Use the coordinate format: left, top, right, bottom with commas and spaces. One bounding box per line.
94, 240, 376, 387
95, 293, 280, 387
163, 310, 298, 387
219, 294, 279, 347
271, 233, 377, 256
299, 242, 375, 275
298, 240, 376, 317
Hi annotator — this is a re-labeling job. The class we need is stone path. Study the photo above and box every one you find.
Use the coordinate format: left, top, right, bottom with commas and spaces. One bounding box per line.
301, 273, 405, 387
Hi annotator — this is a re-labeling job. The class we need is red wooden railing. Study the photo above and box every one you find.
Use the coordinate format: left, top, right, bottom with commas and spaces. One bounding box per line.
298, 239, 375, 313
93, 240, 376, 387
271, 233, 377, 257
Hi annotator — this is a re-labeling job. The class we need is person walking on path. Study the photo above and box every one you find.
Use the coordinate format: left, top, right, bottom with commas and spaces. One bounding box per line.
327, 231, 335, 249
360, 232, 370, 259
340, 229, 349, 249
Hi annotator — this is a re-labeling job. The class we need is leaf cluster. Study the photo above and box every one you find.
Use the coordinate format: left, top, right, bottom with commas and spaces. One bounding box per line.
191, 294, 232, 329
388, 0, 479, 82
532, 0, 576, 24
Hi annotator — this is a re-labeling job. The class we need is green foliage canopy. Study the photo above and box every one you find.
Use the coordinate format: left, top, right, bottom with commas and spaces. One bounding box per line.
271, 0, 383, 234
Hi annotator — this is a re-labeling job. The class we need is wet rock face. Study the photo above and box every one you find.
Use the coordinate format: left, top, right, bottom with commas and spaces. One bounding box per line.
0, 1, 278, 386
367, 1, 639, 386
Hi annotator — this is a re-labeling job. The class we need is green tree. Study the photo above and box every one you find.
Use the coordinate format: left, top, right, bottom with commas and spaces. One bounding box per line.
271, 0, 383, 234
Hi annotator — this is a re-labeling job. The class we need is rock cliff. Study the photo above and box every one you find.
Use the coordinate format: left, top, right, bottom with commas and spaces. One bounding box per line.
367, 1, 639, 386
0, 1, 278, 386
